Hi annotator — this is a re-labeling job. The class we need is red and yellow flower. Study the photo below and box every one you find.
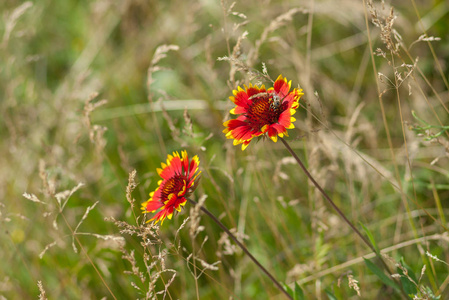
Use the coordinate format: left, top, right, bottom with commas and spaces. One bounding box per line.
142, 151, 201, 224
223, 75, 303, 150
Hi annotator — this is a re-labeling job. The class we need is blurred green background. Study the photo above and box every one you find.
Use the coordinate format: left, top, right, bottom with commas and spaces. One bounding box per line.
1, 0, 449, 298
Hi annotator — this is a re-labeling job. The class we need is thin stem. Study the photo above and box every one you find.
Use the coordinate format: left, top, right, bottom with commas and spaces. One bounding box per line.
186, 198, 292, 300
192, 241, 201, 300
279, 138, 394, 273
59, 212, 118, 300
280, 138, 374, 250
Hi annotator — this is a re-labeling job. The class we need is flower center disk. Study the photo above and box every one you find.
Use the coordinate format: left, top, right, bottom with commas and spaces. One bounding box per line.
246, 95, 285, 129
161, 175, 184, 198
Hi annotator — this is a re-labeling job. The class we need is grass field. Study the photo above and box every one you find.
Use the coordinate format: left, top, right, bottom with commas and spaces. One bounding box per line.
1, 0, 449, 299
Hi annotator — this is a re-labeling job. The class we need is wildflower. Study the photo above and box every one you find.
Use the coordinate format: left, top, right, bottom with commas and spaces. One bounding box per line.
223, 75, 303, 150
142, 151, 201, 224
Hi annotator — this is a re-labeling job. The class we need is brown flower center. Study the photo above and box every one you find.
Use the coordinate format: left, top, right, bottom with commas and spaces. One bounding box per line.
161, 175, 184, 199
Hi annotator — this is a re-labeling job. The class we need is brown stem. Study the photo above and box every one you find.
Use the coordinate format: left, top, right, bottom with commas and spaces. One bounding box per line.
280, 138, 375, 252
279, 138, 397, 279
186, 198, 292, 300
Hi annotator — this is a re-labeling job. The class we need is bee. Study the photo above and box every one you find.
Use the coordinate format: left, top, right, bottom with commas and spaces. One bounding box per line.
248, 91, 286, 110
271, 93, 282, 109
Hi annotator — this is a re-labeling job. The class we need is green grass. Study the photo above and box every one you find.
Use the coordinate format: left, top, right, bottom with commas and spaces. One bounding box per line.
1, 0, 449, 299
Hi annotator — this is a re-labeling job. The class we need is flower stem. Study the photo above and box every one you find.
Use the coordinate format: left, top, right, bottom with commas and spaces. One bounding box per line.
279, 138, 394, 274
186, 198, 293, 300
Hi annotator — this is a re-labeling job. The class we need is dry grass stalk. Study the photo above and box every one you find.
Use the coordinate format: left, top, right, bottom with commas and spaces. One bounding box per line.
1, 2, 33, 48
147, 44, 180, 92
83, 93, 108, 152
216, 227, 248, 257
126, 169, 137, 208
367, 1, 399, 54
247, 7, 307, 66
37, 280, 47, 300
189, 195, 207, 238
347, 274, 361, 296
72, 201, 99, 253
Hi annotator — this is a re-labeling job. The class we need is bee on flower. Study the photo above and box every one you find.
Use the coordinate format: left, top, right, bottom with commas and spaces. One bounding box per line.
223, 75, 304, 150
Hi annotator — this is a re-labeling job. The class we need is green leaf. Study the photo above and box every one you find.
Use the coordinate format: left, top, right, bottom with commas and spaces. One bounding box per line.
284, 283, 305, 300
399, 257, 418, 283
364, 258, 400, 292
294, 282, 305, 300
359, 222, 379, 253
284, 284, 294, 298
324, 288, 338, 300
398, 272, 417, 297
397, 258, 418, 296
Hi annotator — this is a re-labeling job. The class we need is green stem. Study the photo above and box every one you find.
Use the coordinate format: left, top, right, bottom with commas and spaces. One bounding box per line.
186, 198, 292, 300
